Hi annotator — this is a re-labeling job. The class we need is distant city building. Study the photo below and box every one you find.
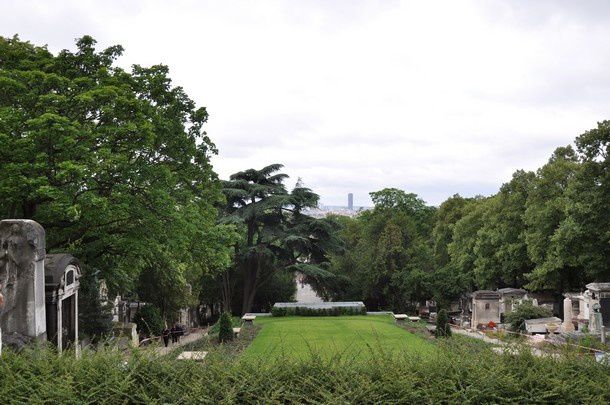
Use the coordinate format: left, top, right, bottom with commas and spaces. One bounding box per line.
304, 201, 371, 219
348, 193, 354, 210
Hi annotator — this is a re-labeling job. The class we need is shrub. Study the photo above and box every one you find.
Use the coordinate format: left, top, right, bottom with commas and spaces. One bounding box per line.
218, 312, 234, 343
1, 340, 609, 403
271, 306, 287, 317
505, 300, 552, 332
132, 305, 164, 337
435, 309, 451, 338
271, 306, 366, 317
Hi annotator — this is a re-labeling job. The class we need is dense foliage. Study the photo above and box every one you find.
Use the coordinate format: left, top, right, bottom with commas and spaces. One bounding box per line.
132, 305, 164, 337
1, 342, 609, 403
323, 188, 435, 312
219, 165, 342, 314
324, 121, 610, 311
270, 305, 366, 317
0, 36, 235, 322
505, 300, 553, 332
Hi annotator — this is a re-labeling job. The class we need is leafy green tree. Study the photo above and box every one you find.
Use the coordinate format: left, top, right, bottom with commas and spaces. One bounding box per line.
327, 189, 434, 312
432, 194, 471, 268
0, 36, 234, 318
446, 197, 488, 291
430, 195, 474, 307
524, 146, 582, 291
555, 121, 610, 284
473, 170, 535, 289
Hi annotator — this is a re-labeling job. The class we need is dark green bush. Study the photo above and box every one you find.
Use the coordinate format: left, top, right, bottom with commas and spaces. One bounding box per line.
218, 312, 234, 342
435, 309, 451, 338
271, 307, 287, 317
505, 300, 552, 332
271, 306, 366, 317
132, 305, 164, 337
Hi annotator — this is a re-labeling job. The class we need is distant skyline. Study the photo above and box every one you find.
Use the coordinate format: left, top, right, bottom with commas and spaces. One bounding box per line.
3, 1, 610, 205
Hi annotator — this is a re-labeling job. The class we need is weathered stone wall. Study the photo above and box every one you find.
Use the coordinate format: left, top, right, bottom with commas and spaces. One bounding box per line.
0, 219, 47, 347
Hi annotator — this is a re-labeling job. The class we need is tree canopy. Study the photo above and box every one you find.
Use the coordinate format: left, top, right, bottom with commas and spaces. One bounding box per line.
0, 35, 234, 319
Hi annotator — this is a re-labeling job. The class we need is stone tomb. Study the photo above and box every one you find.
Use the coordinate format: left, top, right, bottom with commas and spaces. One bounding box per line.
44, 254, 81, 353
470, 290, 501, 329
563, 283, 610, 334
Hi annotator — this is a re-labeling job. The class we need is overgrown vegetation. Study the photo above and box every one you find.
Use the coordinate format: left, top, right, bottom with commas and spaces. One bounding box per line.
1, 340, 609, 403
505, 300, 553, 332
132, 306, 164, 337
0, 35, 235, 328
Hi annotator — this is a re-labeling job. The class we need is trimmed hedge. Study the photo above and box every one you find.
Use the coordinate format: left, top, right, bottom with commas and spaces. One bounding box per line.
271, 305, 367, 317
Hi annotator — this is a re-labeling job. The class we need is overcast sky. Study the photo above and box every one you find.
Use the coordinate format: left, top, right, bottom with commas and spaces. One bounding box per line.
2, 1, 610, 206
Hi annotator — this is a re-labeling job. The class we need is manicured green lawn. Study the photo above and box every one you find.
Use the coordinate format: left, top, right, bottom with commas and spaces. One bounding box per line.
243, 315, 433, 362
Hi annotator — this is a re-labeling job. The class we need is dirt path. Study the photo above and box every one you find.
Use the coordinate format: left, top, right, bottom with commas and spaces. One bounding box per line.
152, 328, 208, 356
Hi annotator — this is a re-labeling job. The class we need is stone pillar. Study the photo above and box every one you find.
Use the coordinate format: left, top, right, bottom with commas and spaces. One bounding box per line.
562, 297, 574, 332
0, 219, 47, 347
57, 297, 63, 353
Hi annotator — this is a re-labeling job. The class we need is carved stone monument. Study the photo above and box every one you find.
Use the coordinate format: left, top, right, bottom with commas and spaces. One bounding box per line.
0, 219, 47, 349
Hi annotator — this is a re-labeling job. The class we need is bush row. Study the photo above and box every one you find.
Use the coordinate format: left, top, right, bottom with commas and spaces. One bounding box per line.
271, 305, 367, 317
1, 340, 609, 403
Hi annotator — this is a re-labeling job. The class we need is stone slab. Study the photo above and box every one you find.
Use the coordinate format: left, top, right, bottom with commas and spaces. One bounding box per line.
408, 316, 421, 322
242, 315, 256, 321
232, 327, 241, 335
393, 314, 408, 320
177, 351, 207, 361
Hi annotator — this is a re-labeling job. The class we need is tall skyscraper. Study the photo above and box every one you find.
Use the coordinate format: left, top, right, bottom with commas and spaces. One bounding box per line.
348, 193, 354, 210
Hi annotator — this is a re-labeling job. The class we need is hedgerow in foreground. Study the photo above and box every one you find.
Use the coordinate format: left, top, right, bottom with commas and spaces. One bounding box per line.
1, 342, 609, 404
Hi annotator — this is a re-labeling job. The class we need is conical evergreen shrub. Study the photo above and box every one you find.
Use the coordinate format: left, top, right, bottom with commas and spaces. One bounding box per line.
435, 309, 452, 338
218, 312, 234, 342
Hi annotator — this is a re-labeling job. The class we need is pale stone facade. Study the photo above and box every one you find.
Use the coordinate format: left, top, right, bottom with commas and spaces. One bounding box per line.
470, 290, 501, 328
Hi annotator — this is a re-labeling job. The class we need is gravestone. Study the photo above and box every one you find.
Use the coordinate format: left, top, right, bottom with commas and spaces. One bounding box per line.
0, 219, 47, 349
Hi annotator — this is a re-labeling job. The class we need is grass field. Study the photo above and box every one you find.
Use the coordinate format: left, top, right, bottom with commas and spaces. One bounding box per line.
243, 315, 433, 361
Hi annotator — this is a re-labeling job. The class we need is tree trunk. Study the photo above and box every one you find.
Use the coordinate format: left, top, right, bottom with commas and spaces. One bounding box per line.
241, 254, 261, 315
221, 271, 233, 314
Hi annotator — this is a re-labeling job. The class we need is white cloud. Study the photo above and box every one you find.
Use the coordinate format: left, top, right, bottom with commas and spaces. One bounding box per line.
2, 0, 609, 205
